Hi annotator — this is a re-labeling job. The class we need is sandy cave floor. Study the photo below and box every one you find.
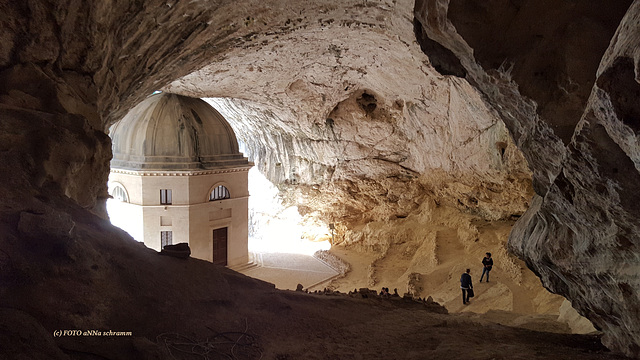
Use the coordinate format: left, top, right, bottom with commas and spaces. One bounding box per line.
243, 220, 589, 336
328, 222, 564, 308
325, 244, 574, 334
323, 221, 579, 333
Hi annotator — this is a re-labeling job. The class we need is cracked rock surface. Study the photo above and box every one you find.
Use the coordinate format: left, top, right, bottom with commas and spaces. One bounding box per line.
166, 0, 533, 233
415, 0, 639, 356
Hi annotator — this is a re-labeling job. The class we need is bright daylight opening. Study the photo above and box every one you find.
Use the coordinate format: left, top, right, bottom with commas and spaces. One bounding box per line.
247, 166, 332, 255
106, 187, 144, 243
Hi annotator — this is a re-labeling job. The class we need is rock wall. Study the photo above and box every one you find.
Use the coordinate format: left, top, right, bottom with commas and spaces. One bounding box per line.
1, 0, 262, 216
166, 0, 534, 234
414, 0, 639, 356
2, 0, 531, 224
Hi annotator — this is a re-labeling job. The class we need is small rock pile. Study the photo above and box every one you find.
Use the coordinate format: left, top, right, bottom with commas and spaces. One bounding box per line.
295, 284, 447, 314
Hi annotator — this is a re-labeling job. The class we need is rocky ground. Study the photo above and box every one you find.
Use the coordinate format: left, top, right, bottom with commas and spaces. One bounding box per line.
0, 195, 627, 359
0, 194, 620, 359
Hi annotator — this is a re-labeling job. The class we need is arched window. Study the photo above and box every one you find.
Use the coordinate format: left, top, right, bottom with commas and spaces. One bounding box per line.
110, 184, 129, 203
209, 185, 230, 201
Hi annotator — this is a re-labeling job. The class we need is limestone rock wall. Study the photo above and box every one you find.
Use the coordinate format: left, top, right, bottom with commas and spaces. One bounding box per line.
414, 0, 639, 356
1, 0, 257, 216
0, 64, 112, 217
1, 0, 531, 225
167, 0, 533, 234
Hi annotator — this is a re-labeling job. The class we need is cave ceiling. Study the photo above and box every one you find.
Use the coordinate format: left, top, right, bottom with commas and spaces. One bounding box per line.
163, 0, 534, 227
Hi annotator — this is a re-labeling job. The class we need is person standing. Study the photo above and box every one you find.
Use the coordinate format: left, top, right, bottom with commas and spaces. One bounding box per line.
460, 268, 473, 304
480, 252, 493, 282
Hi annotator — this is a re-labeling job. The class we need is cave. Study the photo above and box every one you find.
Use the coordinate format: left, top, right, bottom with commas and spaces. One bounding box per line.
1, 0, 639, 359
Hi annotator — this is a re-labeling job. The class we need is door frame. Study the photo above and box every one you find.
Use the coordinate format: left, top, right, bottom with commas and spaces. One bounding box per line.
212, 226, 228, 266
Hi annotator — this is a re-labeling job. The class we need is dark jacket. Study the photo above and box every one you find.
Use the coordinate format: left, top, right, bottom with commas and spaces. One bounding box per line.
460, 273, 472, 289
482, 257, 493, 270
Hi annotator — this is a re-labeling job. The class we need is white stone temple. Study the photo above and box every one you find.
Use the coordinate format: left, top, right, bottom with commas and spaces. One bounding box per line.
107, 93, 252, 267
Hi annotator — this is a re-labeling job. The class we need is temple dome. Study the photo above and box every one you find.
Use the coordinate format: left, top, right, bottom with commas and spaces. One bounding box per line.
110, 93, 250, 170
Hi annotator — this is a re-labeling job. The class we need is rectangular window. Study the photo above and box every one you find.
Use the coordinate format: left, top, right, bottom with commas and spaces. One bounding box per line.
160, 189, 172, 205
161, 231, 173, 248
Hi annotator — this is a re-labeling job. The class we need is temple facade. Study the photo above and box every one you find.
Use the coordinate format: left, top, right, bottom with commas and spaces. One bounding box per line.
107, 93, 252, 267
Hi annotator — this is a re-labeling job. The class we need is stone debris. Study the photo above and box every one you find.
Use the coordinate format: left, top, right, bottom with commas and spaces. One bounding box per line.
307, 287, 448, 313
407, 272, 422, 297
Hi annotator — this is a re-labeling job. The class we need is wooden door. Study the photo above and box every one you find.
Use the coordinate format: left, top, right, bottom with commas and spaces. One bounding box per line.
212, 227, 228, 266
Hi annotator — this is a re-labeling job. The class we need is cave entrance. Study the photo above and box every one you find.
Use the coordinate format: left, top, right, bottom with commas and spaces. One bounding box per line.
246, 166, 331, 255
228, 163, 339, 290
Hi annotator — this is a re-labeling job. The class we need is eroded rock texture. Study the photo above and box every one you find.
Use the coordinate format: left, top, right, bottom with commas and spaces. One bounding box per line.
414, 0, 639, 356
1, 0, 639, 357
165, 0, 533, 246
0, 0, 531, 351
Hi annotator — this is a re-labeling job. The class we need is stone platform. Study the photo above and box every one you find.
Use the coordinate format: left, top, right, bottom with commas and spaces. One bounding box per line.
239, 252, 339, 290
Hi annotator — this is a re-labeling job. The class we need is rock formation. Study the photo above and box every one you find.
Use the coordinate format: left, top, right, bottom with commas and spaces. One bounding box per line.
414, 0, 639, 356
0, 0, 639, 357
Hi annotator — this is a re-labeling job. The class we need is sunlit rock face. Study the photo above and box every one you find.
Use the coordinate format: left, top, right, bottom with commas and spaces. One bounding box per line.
2, 1, 530, 262
414, 0, 639, 356
165, 0, 533, 243
163, 0, 548, 322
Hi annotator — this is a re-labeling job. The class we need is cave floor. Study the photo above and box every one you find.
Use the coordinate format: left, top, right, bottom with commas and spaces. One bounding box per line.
238, 244, 577, 336
322, 220, 593, 337
326, 221, 567, 316
1, 211, 629, 359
